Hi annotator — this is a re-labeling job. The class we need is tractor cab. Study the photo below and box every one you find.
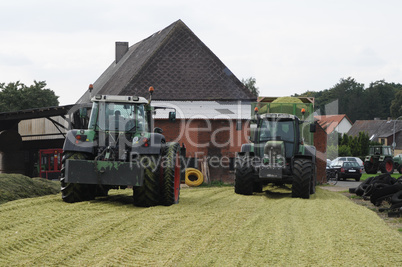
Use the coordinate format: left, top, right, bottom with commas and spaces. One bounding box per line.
88, 95, 150, 133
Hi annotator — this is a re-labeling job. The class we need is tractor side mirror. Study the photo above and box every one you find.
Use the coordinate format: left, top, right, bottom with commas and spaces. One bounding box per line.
169, 111, 176, 122
154, 127, 163, 134
310, 123, 316, 133
249, 123, 257, 142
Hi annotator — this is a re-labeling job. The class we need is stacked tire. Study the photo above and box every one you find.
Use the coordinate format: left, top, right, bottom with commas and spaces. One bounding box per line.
349, 174, 402, 217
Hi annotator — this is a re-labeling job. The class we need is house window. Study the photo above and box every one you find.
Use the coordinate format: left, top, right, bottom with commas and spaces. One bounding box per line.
380, 138, 385, 145
236, 120, 242, 131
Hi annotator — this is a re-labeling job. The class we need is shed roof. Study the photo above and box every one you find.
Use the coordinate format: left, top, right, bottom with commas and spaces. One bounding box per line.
77, 20, 255, 104
347, 120, 402, 138
152, 101, 251, 120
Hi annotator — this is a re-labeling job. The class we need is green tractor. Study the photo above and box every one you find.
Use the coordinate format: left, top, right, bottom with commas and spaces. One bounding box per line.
364, 145, 394, 174
61, 87, 184, 207
235, 104, 317, 199
392, 153, 402, 174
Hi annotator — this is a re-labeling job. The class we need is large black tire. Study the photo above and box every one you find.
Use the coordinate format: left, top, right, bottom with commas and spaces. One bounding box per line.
61, 152, 96, 203
161, 142, 181, 206
364, 161, 377, 174
234, 156, 254, 195
379, 158, 394, 174
253, 181, 263, 193
397, 165, 402, 174
370, 183, 402, 206
391, 190, 402, 204
292, 158, 312, 199
133, 156, 160, 207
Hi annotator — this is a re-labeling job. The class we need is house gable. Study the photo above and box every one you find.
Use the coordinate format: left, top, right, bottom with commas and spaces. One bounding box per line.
78, 20, 255, 103
314, 114, 352, 135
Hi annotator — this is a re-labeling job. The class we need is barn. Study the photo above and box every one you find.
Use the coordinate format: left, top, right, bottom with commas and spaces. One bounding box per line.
1, 19, 328, 184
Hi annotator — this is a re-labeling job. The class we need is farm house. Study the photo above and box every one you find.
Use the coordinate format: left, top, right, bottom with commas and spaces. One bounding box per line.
76, 20, 256, 182
0, 20, 329, 183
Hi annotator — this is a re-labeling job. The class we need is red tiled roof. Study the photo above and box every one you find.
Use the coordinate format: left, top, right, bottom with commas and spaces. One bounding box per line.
314, 114, 351, 134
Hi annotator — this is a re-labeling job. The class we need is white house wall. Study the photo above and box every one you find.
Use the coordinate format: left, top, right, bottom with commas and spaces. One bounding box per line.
336, 118, 352, 135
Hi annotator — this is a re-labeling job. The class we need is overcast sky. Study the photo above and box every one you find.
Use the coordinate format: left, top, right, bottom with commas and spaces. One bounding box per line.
1, 0, 401, 105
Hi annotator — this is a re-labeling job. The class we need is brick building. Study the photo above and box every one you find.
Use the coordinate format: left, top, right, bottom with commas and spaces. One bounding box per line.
313, 121, 328, 183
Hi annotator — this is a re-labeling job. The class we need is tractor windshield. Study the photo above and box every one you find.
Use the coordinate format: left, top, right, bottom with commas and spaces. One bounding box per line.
88, 102, 146, 132
259, 119, 295, 158
260, 119, 295, 143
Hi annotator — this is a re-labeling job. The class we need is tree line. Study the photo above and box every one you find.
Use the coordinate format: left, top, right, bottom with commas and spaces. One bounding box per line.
0, 81, 59, 112
293, 77, 402, 122
326, 131, 378, 160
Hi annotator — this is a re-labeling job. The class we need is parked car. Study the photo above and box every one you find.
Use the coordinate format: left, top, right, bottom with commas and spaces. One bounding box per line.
330, 157, 364, 169
328, 161, 362, 181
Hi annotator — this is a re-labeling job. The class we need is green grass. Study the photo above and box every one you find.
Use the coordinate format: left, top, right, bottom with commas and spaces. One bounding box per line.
0, 186, 401, 266
199, 180, 233, 187
0, 173, 60, 204
360, 173, 402, 181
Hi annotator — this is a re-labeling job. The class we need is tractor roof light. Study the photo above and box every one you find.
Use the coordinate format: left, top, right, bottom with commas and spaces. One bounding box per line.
149, 86, 154, 94
254, 107, 259, 113
301, 108, 306, 115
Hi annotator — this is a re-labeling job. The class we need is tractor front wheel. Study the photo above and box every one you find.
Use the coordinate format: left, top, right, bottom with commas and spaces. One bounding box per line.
234, 156, 254, 195
61, 152, 96, 203
161, 142, 181, 206
292, 158, 312, 199
364, 161, 377, 174
133, 156, 160, 207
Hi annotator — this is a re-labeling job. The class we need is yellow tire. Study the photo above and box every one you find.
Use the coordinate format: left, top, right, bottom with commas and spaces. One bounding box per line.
185, 168, 204, 187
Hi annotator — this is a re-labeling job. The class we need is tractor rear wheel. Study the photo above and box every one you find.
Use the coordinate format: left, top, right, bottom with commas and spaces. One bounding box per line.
364, 161, 377, 174
161, 142, 181, 206
379, 158, 394, 174
61, 152, 96, 203
292, 158, 312, 199
133, 156, 160, 207
234, 156, 254, 195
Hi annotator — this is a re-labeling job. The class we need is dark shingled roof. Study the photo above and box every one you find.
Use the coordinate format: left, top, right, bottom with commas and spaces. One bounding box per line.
347, 120, 402, 149
77, 20, 256, 103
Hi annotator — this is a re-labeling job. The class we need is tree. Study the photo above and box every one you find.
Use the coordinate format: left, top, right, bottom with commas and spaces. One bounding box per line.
363, 80, 397, 120
338, 145, 351, 157
357, 132, 370, 157
390, 89, 402, 118
242, 77, 259, 97
295, 77, 402, 122
0, 81, 59, 112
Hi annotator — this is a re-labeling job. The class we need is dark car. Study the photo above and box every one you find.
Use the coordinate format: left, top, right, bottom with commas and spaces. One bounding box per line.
328, 161, 362, 181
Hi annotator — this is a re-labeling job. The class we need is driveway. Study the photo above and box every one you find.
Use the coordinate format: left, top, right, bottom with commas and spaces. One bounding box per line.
321, 180, 362, 192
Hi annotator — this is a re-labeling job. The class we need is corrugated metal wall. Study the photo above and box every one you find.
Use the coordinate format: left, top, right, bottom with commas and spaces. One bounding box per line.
19, 116, 68, 141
